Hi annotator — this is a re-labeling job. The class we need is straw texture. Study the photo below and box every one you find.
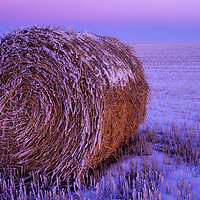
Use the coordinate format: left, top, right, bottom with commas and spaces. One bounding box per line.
0, 26, 149, 182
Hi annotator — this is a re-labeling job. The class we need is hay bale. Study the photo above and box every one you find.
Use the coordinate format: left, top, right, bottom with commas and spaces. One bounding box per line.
0, 26, 149, 181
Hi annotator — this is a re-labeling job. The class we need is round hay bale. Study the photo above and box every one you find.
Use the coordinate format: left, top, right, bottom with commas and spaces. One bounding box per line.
0, 26, 149, 181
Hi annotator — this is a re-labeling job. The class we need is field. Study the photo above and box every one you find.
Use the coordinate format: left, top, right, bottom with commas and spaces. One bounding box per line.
135, 43, 200, 130
1, 43, 200, 199
133, 43, 200, 200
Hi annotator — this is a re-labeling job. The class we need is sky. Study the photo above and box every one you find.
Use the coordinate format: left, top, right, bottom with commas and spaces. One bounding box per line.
0, 0, 200, 44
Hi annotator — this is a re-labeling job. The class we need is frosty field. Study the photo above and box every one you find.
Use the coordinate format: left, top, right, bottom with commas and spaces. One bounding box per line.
134, 43, 200, 132
134, 43, 200, 200
1, 43, 200, 200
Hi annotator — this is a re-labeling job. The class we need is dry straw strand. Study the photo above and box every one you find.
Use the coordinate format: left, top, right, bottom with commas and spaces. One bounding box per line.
0, 26, 149, 184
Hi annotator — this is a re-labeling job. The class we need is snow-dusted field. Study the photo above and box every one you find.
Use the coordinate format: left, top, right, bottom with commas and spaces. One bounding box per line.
80, 43, 200, 200
135, 43, 200, 132
135, 43, 200, 200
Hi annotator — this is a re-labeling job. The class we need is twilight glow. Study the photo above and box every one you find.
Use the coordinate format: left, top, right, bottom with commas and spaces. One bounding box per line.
1, 0, 200, 43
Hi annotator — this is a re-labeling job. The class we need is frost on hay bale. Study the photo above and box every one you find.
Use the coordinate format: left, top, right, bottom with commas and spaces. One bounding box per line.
0, 26, 149, 181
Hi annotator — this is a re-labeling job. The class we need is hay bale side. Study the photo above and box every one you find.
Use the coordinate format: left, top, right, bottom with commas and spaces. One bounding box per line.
0, 26, 149, 181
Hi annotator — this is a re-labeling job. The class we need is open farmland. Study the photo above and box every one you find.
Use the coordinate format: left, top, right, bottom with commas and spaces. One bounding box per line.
1, 43, 200, 200
135, 43, 200, 133
135, 43, 200, 200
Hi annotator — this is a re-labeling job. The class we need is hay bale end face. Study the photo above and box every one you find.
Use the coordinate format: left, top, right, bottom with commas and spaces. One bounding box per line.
0, 26, 149, 181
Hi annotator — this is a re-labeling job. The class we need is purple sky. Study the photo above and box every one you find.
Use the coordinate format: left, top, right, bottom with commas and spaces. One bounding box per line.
1, 0, 200, 43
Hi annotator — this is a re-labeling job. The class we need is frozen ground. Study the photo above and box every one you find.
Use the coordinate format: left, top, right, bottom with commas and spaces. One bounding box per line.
134, 43, 200, 133
134, 43, 200, 200
79, 43, 200, 200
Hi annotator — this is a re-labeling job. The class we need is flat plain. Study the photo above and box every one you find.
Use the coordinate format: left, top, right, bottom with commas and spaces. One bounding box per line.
135, 43, 200, 132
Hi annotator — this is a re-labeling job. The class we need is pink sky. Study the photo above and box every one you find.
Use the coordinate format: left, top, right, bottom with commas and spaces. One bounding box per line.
1, 0, 200, 43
